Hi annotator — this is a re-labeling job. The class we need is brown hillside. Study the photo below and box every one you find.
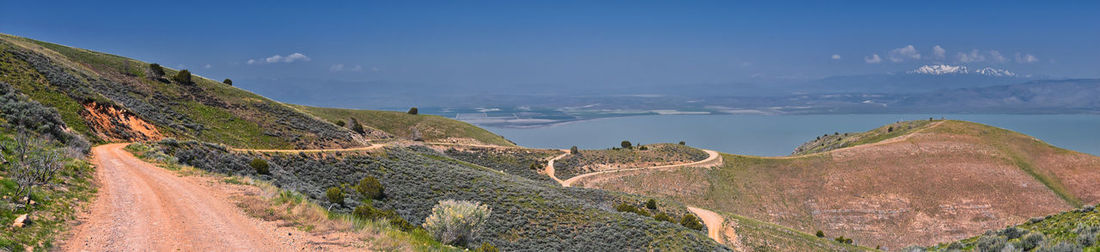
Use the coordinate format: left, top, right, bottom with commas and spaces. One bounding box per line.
575, 120, 1100, 250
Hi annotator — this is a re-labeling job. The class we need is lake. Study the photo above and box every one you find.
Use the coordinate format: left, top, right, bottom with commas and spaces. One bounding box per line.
483, 114, 1100, 156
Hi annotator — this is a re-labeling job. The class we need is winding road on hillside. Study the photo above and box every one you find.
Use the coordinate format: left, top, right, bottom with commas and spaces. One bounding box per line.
545, 148, 734, 246
64, 144, 316, 251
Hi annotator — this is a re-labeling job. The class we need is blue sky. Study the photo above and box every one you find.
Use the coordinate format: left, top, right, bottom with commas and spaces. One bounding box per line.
3, 1, 1098, 89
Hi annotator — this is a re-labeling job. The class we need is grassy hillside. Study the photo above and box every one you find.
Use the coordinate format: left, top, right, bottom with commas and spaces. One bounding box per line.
578, 120, 1100, 250
792, 119, 934, 155
292, 105, 515, 146
0, 33, 364, 149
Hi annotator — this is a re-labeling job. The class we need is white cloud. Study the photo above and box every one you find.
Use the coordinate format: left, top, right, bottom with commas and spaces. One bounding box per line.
330, 64, 364, 72
932, 45, 946, 59
250, 52, 311, 64
203, 64, 212, 69
888, 45, 921, 62
831, 54, 842, 60
957, 49, 985, 63
370, 66, 380, 72
1015, 53, 1039, 63
864, 54, 882, 64
989, 50, 1007, 63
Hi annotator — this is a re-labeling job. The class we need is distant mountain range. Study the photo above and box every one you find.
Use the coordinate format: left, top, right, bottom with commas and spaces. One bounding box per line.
908, 64, 1017, 77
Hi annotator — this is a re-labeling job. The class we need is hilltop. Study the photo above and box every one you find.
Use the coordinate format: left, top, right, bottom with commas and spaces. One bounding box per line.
574, 120, 1100, 249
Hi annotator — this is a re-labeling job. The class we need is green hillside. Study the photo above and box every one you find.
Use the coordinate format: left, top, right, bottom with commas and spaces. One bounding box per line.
292, 105, 515, 146
0, 33, 363, 149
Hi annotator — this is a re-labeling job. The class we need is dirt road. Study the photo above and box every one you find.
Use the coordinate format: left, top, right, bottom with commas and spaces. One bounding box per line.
63, 144, 307, 251
547, 148, 735, 247
559, 149, 722, 187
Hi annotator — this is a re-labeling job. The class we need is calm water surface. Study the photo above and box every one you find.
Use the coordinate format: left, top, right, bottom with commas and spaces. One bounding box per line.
484, 114, 1100, 156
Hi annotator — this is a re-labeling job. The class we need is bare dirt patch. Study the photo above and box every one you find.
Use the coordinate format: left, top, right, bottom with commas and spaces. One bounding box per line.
80, 102, 162, 142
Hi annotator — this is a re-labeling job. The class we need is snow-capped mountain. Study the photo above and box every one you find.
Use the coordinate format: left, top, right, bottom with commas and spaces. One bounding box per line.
973, 67, 1016, 77
908, 64, 1015, 77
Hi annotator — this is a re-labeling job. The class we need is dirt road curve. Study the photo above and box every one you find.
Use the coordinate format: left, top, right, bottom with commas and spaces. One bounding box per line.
63, 144, 303, 251
544, 150, 571, 184
548, 149, 735, 247
560, 149, 722, 187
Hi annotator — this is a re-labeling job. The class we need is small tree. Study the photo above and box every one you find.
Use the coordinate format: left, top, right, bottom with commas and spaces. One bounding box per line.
349, 117, 365, 134
222, 78, 233, 85
569, 146, 579, 154
250, 158, 270, 175
679, 141, 686, 145
356, 176, 384, 200
407, 107, 419, 115
173, 69, 192, 84
423, 200, 492, 247
816, 230, 825, 238
621, 140, 632, 149
681, 213, 704, 231
326, 187, 344, 205
645, 199, 657, 210
149, 63, 165, 78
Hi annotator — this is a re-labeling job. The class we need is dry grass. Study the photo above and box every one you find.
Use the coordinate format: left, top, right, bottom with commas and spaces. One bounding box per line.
580, 120, 1100, 250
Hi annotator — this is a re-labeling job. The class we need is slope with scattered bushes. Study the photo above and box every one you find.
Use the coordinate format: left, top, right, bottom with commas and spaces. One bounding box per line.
154, 140, 725, 251
923, 204, 1099, 251
291, 105, 515, 146
580, 120, 1100, 249
0, 33, 364, 149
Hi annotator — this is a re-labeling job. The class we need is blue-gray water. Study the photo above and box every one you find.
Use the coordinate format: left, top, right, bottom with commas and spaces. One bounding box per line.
483, 114, 1100, 156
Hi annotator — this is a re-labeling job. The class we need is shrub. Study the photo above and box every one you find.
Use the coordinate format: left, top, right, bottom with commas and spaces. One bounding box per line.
173, 69, 192, 84
681, 213, 703, 231
1021, 232, 1045, 250
679, 141, 686, 145
570, 146, 579, 155
250, 158, 270, 174
335, 120, 345, 127
354, 203, 415, 231
645, 199, 657, 210
834, 236, 853, 244
816, 230, 825, 238
614, 203, 650, 217
654, 213, 675, 223
621, 140, 632, 149
475, 242, 499, 252
356, 176, 384, 200
407, 107, 418, 115
976, 234, 1006, 252
325, 187, 344, 205
638, 145, 648, 150
423, 199, 492, 247
149, 63, 165, 77
222, 78, 232, 85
